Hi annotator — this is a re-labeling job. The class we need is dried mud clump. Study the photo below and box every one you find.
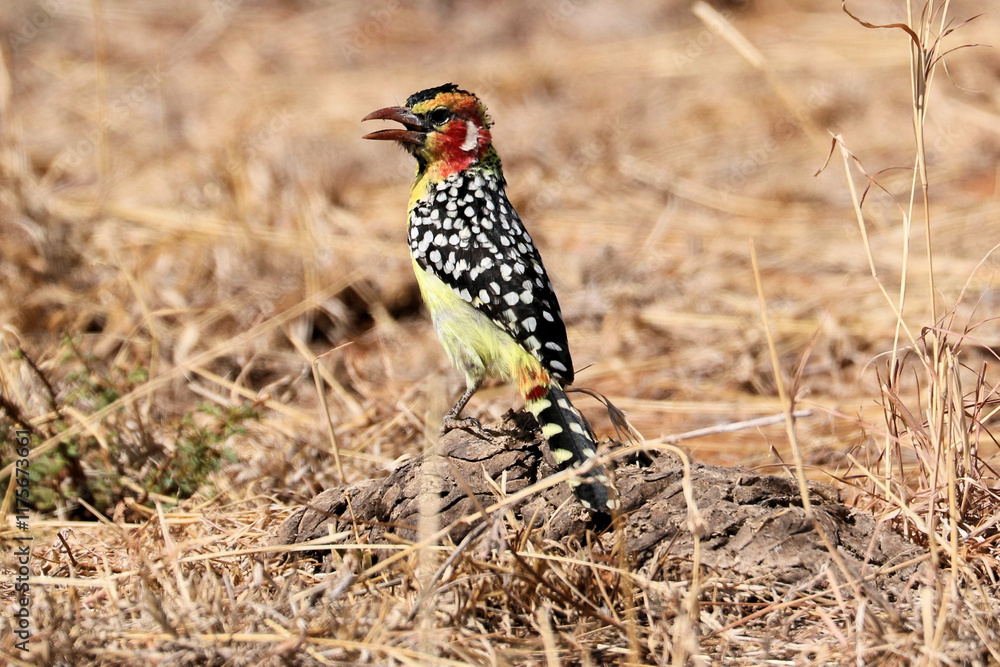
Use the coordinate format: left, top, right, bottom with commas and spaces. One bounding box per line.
278, 412, 921, 596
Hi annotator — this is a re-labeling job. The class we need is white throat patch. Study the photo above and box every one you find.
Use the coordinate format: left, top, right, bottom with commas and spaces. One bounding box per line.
460, 120, 479, 152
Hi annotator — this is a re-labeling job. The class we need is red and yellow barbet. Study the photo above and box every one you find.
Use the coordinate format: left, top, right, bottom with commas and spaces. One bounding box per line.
364, 84, 617, 513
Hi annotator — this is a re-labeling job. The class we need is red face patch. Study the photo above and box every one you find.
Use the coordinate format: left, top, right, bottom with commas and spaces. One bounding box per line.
417, 92, 492, 181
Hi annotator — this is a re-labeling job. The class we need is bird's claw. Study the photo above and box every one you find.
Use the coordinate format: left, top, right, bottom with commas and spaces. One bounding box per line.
440, 415, 487, 438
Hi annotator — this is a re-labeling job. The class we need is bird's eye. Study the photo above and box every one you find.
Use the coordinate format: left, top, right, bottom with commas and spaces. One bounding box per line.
427, 107, 451, 126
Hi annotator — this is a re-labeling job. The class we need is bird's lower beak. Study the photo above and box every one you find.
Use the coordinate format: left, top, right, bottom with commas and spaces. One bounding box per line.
362, 106, 426, 145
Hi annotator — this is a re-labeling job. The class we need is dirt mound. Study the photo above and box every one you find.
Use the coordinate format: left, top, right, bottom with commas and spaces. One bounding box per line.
277, 412, 921, 595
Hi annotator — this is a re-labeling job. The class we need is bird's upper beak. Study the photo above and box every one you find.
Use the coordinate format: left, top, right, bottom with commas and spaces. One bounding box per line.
362, 106, 425, 145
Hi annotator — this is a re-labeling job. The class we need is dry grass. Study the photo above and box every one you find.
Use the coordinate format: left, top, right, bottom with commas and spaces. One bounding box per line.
0, 0, 999, 664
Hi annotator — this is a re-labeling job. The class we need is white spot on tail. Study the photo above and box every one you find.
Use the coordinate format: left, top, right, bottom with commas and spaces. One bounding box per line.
528, 398, 551, 415
541, 423, 564, 438
551, 447, 575, 463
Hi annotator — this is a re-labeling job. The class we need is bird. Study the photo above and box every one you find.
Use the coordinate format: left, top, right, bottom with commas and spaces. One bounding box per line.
363, 83, 617, 513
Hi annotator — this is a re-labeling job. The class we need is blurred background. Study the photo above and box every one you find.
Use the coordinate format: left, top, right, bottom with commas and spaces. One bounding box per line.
1, 0, 998, 509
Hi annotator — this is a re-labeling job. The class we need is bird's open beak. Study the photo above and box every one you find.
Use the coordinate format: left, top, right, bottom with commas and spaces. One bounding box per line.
362, 106, 426, 145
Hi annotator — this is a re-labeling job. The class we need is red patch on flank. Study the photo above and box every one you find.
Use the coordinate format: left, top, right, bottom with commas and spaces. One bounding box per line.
525, 384, 548, 402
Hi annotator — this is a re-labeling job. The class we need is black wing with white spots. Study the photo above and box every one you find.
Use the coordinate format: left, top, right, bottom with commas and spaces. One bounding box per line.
409, 170, 575, 385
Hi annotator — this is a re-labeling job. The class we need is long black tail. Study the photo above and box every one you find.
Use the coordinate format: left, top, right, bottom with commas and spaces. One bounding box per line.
526, 384, 617, 512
